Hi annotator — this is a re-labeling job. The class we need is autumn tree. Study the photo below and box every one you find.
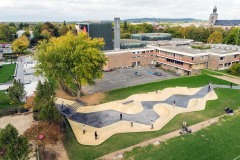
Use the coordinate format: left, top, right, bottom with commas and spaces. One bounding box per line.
24, 122, 63, 159
58, 21, 69, 36
228, 63, 240, 76
208, 30, 223, 43
11, 35, 30, 54
24, 96, 35, 109
8, 79, 26, 103
0, 124, 30, 160
35, 31, 107, 98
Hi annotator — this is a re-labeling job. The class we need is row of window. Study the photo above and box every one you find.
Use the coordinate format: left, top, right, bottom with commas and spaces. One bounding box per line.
166, 58, 184, 65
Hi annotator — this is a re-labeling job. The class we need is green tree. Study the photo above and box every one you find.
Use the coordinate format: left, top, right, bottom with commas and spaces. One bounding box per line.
0, 24, 17, 43
0, 124, 30, 160
11, 35, 30, 54
8, 79, 26, 103
34, 81, 54, 110
58, 21, 69, 36
228, 63, 240, 76
123, 21, 128, 30
35, 31, 107, 98
208, 31, 223, 43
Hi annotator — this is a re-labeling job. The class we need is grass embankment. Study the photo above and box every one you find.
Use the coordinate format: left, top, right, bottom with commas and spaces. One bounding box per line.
63, 75, 240, 160
0, 64, 16, 83
125, 112, 240, 160
0, 90, 20, 117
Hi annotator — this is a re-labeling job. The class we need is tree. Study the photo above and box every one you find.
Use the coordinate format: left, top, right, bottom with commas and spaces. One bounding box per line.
208, 31, 223, 43
0, 124, 30, 160
123, 21, 128, 30
228, 63, 240, 76
35, 31, 107, 98
34, 81, 54, 110
8, 79, 26, 103
58, 21, 69, 36
11, 35, 30, 54
34, 81, 62, 123
24, 96, 35, 109
0, 24, 17, 43
24, 122, 63, 159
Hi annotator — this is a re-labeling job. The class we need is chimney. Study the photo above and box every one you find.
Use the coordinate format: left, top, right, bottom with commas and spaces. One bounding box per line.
114, 18, 120, 50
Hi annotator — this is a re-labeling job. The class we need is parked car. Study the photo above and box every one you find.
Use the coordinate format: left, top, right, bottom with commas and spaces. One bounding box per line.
104, 69, 113, 72
153, 72, 162, 76
134, 71, 141, 76
150, 66, 156, 69
5, 44, 11, 48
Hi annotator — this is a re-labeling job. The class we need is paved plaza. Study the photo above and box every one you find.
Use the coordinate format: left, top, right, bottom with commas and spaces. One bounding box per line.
82, 66, 178, 93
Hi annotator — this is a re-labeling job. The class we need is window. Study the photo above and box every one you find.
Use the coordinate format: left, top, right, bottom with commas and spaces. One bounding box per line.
234, 55, 237, 58
220, 57, 224, 60
191, 57, 194, 60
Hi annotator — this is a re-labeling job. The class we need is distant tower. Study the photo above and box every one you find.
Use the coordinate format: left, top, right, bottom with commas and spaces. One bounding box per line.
209, 6, 218, 26
114, 18, 120, 50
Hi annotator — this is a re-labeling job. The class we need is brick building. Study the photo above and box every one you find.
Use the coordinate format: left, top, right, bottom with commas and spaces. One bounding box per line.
104, 40, 240, 75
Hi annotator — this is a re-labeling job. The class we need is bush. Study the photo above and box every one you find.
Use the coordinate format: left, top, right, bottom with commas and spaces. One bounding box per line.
228, 63, 240, 76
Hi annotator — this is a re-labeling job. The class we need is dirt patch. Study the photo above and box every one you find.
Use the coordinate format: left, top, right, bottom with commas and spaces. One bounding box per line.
55, 89, 76, 101
56, 88, 105, 105
80, 92, 106, 105
45, 141, 69, 160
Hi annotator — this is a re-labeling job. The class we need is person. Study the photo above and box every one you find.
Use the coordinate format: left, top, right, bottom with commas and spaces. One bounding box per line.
151, 120, 154, 129
173, 101, 176, 106
82, 125, 86, 134
183, 121, 187, 128
208, 85, 211, 92
95, 131, 98, 140
120, 113, 123, 120
130, 121, 133, 127
230, 83, 233, 88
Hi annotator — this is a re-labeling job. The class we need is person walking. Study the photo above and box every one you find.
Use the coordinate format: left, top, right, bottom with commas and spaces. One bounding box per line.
230, 83, 233, 88
120, 113, 123, 120
130, 121, 133, 127
151, 120, 154, 129
82, 125, 86, 134
95, 131, 98, 139
173, 101, 176, 106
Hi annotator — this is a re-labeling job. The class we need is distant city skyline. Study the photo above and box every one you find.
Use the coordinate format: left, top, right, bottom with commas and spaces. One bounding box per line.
1, 0, 240, 22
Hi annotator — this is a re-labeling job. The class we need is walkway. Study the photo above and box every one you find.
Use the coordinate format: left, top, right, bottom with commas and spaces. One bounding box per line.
98, 115, 222, 160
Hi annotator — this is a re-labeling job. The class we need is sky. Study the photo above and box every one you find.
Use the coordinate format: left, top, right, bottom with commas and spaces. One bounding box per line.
1, 0, 240, 22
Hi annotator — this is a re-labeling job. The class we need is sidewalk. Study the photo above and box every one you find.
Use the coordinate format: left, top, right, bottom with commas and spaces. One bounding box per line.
98, 115, 222, 160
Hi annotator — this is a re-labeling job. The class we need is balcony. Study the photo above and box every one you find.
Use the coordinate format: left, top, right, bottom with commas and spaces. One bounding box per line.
157, 54, 194, 64
157, 59, 192, 71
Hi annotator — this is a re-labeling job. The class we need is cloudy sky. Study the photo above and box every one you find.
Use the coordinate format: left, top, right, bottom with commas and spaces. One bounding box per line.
1, 0, 240, 22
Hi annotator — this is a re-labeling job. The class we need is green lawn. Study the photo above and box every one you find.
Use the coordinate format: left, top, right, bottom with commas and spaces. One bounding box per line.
63, 75, 240, 160
201, 69, 223, 76
0, 91, 20, 117
0, 64, 16, 83
124, 112, 240, 160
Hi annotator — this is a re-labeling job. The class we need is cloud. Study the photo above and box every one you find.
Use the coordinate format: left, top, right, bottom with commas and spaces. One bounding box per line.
0, 0, 240, 22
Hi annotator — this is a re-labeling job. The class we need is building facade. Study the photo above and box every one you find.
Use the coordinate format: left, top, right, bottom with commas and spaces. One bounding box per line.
104, 41, 240, 75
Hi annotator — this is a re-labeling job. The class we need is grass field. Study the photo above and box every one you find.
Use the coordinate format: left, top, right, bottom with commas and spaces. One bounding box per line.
0, 64, 16, 83
0, 90, 20, 117
124, 112, 240, 160
63, 75, 240, 160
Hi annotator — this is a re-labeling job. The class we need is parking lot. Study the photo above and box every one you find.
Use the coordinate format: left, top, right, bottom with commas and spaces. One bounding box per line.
82, 66, 178, 94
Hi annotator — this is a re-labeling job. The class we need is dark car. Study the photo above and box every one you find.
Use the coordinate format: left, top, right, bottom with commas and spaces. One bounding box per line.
153, 72, 162, 76
134, 71, 141, 76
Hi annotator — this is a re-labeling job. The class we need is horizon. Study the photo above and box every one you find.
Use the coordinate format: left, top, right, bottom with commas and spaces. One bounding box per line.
1, 0, 240, 22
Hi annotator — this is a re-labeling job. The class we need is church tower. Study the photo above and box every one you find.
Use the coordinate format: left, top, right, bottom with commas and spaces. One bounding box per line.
209, 6, 218, 26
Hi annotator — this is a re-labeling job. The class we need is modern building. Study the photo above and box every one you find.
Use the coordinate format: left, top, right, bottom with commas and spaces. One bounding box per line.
131, 33, 172, 41
104, 39, 240, 75
208, 6, 240, 29
120, 39, 147, 49
75, 21, 113, 50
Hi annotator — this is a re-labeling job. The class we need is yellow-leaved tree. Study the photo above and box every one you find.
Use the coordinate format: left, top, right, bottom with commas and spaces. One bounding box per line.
35, 31, 107, 98
208, 31, 223, 44
11, 35, 30, 54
